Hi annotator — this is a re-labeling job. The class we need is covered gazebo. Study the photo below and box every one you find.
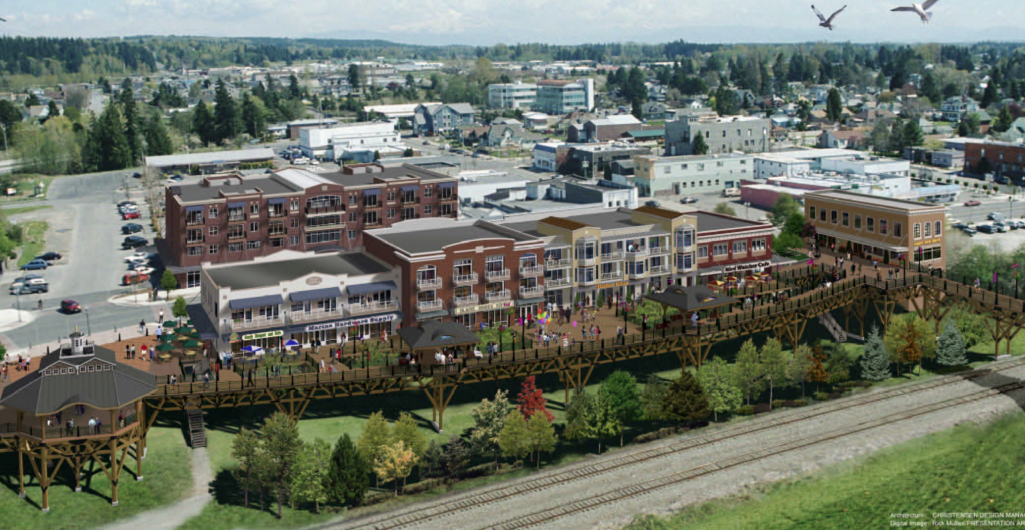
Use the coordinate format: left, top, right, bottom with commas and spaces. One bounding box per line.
646, 285, 739, 326
396, 321, 481, 367
0, 332, 157, 512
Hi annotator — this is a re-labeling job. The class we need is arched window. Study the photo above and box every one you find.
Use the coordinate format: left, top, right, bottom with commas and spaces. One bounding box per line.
306, 196, 342, 210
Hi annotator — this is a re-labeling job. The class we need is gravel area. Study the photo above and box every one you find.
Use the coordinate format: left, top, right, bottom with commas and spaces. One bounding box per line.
327, 361, 1025, 530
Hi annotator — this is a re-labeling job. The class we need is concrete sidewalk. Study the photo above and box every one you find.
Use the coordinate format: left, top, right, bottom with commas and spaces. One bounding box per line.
7, 322, 163, 359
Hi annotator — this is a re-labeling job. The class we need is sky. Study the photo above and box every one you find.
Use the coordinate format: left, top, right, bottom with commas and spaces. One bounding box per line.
3, 0, 1024, 46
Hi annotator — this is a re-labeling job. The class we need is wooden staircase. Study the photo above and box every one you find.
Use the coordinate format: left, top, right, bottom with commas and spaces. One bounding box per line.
186, 408, 206, 449
818, 311, 848, 344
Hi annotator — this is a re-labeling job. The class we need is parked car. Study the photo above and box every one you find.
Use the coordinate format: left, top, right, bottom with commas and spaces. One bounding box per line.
962, 227, 978, 236
988, 212, 1006, 222
645, 200, 660, 207
61, 300, 82, 313
122, 223, 143, 234
11, 274, 43, 287
10, 277, 44, 294
125, 255, 148, 265
679, 197, 697, 204
21, 259, 48, 270
122, 211, 141, 220
132, 172, 142, 178
130, 266, 155, 275
964, 200, 982, 207
15, 283, 48, 295
994, 222, 1010, 233
978, 224, 996, 234
168, 175, 184, 182
36, 252, 62, 261
122, 236, 148, 249
117, 200, 136, 208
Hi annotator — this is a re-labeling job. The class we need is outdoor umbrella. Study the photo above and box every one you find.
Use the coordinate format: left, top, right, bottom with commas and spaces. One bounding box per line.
242, 345, 263, 354
156, 342, 176, 352
183, 339, 201, 349
162, 321, 177, 328
174, 326, 192, 335
284, 339, 300, 347
709, 280, 725, 287
726, 276, 739, 282
158, 334, 175, 342
189, 331, 201, 339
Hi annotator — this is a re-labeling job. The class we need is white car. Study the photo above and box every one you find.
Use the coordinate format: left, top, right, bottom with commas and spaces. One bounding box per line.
124, 255, 148, 265
130, 266, 155, 275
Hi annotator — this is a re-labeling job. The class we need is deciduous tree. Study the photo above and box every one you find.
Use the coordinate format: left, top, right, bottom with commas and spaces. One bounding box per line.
262, 412, 302, 518
373, 442, 416, 496
290, 438, 330, 512
525, 411, 557, 469
516, 375, 554, 422
733, 339, 765, 404
231, 427, 260, 508
697, 356, 742, 421
358, 411, 391, 485
498, 411, 530, 463
884, 314, 937, 376
713, 202, 737, 217
760, 337, 787, 407
786, 343, 813, 397
469, 389, 512, 468
807, 344, 828, 392
599, 371, 642, 445
584, 390, 621, 454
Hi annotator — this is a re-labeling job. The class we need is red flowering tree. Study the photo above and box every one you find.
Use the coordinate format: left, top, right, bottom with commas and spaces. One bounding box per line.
516, 376, 554, 422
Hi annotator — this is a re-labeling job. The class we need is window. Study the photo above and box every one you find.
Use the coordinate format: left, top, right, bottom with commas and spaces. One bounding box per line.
698, 246, 708, 258
347, 230, 357, 240
895, 223, 902, 238
713, 243, 728, 256
867, 217, 875, 232
187, 270, 201, 288
249, 204, 259, 215
247, 241, 261, 250
842, 212, 849, 227
935, 221, 941, 236
228, 242, 243, 252
290, 236, 299, 246
363, 211, 379, 225
733, 241, 747, 253
209, 245, 218, 255
854, 215, 862, 229
188, 246, 202, 256
349, 212, 358, 222
209, 226, 219, 236
348, 195, 358, 206
810, 206, 816, 219
290, 199, 299, 211
291, 217, 299, 228
880, 219, 888, 235
249, 222, 259, 233
306, 215, 341, 228
306, 196, 342, 210
424, 205, 432, 214
270, 238, 285, 248
424, 186, 432, 197
307, 230, 341, 244
924, 222, 931, 237
387, 190, 396, 202
830, 210, 838, 224
752, 239, 766, 251
387, 208, 395, 218
209, 206, 219, 218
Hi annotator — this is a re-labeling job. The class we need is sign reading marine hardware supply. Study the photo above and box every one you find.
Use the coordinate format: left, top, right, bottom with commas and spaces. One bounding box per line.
452, 300, 514, 316
722, 261, 771, 274
242, 330, 284, 341
304, 312, 398, 332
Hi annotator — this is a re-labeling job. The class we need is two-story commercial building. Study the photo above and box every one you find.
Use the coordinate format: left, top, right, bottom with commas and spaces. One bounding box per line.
298, 121, 402, 161
633, 153, 754, 196
364, 219, 547, 328
804, 190, 946, 268
665, 115, 771, 156
964, 140, 1025, 179
200, 250, 401, 353
160, 163, 458, 288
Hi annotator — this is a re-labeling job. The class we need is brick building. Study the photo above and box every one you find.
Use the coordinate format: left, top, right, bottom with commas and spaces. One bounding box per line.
964, 140, 1025, 180
159, 164, 458, 288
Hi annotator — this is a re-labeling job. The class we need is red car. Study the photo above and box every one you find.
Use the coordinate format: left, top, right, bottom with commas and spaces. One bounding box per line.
61, 300, 81, 313
964, 200, 982, 207
122, 211, 141, 220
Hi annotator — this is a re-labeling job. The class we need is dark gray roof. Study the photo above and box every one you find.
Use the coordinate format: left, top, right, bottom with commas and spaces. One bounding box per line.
174, 176, 303, 203
373, 221, 537, 255
646, 285, 738, 312
1, 347, 156, 415
397, 321, 481, 351
187, 303, 219, 340
500, 220, 544, 237
558, 210, 641, 230
693, 211, 768, 233
206, 252, 390, 290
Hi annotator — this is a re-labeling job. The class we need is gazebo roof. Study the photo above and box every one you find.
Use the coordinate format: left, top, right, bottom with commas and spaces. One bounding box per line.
1, 345, 157, 415
646, 285, 739, 312
397, 321, 481, 351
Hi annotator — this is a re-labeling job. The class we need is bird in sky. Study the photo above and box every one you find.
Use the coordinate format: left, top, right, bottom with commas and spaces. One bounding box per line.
891, 0, 939, 23
811, 5, 847, 30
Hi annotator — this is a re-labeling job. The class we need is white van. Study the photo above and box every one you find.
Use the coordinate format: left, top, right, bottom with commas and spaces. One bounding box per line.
722, 188, 740, 197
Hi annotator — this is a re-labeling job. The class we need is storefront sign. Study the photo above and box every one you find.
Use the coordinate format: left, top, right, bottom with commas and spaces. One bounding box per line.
452, 300, 514, 316
304, 312, 398, 332
722, 260, 771, 274
242, 330, 283, 341
229, 333, 239, 342
596, 281, 628, 290
306, 276, 323, 286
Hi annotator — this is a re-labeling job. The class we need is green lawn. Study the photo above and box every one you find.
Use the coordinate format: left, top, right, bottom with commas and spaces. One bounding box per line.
16, 221, 48, 267
0, 425, 191, 530
625, 413, 1025, 530
1, 205, 50, 217
0, 175, 53, 203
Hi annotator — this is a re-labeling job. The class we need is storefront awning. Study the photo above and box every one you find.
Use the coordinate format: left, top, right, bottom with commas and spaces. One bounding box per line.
416, 310, 449, 320
362, 188, 380, 196
290, 287, 343, 303
400, 185, 418, 192
228, 294, 283, 310
227, 201, 245, 208
815, 227, 908, 253
346, 281, 397, 296
268, 197, 287, 205
439, 182, 456, 188
516, 297, 546, 306
185, 205, 204, 212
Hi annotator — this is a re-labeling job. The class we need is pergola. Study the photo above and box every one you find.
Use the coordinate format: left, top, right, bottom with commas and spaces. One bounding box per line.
646, 285, 739, 324
396, 321, 481, 431
0, 333, 157, 512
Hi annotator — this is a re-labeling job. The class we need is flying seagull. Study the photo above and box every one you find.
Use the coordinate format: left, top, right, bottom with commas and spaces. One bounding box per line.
891, 0, 939, 23
812, 5, 846, 30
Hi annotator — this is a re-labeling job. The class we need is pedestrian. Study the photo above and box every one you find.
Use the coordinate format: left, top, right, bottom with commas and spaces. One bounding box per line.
974, 277, 981, 291
596, 325, 601, 340
691, 312, 699, 327
139, 319, 146, 334
158, 309, 164, 323
88, 417, 96, 434
126, 344, 131, 359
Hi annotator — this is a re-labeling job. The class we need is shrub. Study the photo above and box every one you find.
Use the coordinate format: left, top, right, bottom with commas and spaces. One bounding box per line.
771, 400, 786, 409
633, 426, 683, 444
793, 399, 809, 407
401, 478, 448, 496
753, 403, 771, 414
735, 405, 755, 416
828, 392, 842, 400
813, 392, 830, 401
686, 420, 709, 430
454, 463, 497, 481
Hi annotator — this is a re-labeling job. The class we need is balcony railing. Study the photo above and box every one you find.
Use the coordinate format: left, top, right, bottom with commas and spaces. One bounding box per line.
628, 269, 647, 279
417, 299, 444, 312
519, 286, 544, 298
268, 229, 286, 237
227, 213, 245, 222
347, 300, 399, 316
545, 258, 571, 270
288, 308, 341, 325
649, 247, 671, 256
546, 277, 571, 288
626, 248, 649, 258
575, 254, 596, 264
649, 265, 671, 275
401, 196, 420, 205
227, 232, 246, 241
268, 210, 287, 219
453, 294, 479, 307
306, 205, 345, 215
519, 265, 544, 278
185, 217, 204, 226
417, 277, 443, 290
229, 315, 282, 332
453, 273, 479, 286
364, 219, 383, 228
440, 194, 458, 202
485, 289, 511, 302
577, 275, 597, 285
186, 237, 205, 244
600, 251, 624, 261
484, 268, 510, 281
600, 271, 624, 281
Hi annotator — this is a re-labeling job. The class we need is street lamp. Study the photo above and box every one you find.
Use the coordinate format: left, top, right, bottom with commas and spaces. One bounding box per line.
84, 307, 91, 336
744, 202, 751, 219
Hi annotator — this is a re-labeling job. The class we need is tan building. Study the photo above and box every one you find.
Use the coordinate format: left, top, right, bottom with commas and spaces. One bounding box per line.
804, 190, 946, 269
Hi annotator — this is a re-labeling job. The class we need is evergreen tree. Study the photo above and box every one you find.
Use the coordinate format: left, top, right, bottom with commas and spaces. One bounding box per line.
241, 94, 265, 138
357, 411, 391, 485
661, 369, 709, 422
981, 81, 999, 108
420, 441, 445, 479
192, 101, 216, 146
45, 100, 60, 121
826, 87, 843, 122
563, 390, 595, 442
920, 72, 941, 103
692, 132, 709, 155
903, 120, 924, 148
327, 433, 369, 507
214, 78, 240, 143
859, 325, 892, 381
525, 412, 557, 469
870, 121, 890, 154
887, 118, 907, 154
469, 389, 512, 468
697, 356, 742, 421
442, 436, 471, 477
118, 79, 141, 163
640, 374, 668, 420
599, 371, 642, 445
145, 115, 174, 156
936, 319, 968, 367
85, 103, 131, 172
289, 74, 302, 99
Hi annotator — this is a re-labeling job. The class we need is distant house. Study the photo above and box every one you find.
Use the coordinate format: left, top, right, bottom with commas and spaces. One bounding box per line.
855, 108, 897, 127
641, 102, 675, 121
568, 115, 642, 143
462, 119, 545, 149
818, 129, 866, 149
940, 96, 979, 123
412, 103, 475, 135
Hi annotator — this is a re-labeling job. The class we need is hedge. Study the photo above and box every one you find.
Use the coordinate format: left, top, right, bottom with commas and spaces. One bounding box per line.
402, 477, 448, 496
813, 392, 830, 401
735, 405, 755, 416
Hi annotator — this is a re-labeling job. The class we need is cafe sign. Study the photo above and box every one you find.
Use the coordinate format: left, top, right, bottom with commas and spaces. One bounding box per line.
722, 260, 771, 274
242, 330, 283, 341
452, 300, 514, 316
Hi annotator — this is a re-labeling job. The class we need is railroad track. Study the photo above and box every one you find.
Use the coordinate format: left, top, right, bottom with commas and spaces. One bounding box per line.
333, 356, 1025, 530
488, 378, 1025, 530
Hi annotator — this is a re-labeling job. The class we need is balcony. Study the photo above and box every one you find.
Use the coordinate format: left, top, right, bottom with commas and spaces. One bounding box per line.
227, 232, 246, 241
268, 229, 286, 237
185, 217, 204, 226
519, 265, 544, 278
453, 294, 479, 307
364, 219, 383, 228
577, 275, 597, 286
649, 265, 671, 275
519, 286, 544, 298
306, 204, 345, 215
186, 236, 205, 245
440, 194, 458, 202
401, 196, 420, 205
650, 247, 671, 256
546, 277, 571, 288
229, 315, 282, 332
485, 289, 511, 302
600, 271, 624, 282
417, 277, 443, 290
305, 221, 344, 231
268, 209, 287, 219
545, 258, 571, 270
600, 251, 624, 261
227, 213, 245, 223
362, 202, 382, 210
626, 248, 649, 258
347, 299, 399, 316
484, 268, 510, 281
453, 273, 479, 286
575, 254, 596, 265
628, 269, 647, 279
288, 308, 342, 325
417, 299, 444, 313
